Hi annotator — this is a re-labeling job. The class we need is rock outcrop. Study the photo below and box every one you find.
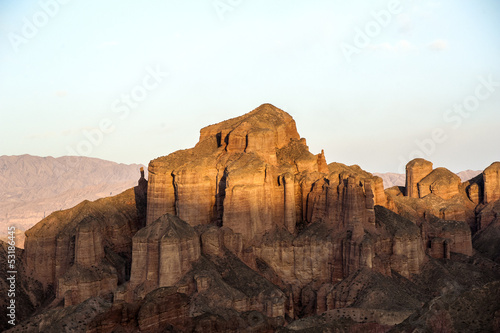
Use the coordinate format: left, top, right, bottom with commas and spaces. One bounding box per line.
474, 200, 500, 263
146, 104, 386, 249
0, 241, 45, 332
404, 159, 461, 201
417, 167, 461, 200
128, 213, 201, 298
423, 217, 473, 258
405, 159, 433, 198
12, 104, 500, 332
484, 162, 500, 204
24, 172, 147, 306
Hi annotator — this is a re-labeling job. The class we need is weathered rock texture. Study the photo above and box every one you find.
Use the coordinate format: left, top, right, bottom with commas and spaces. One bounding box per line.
394, 280, 500, 333
474, 200, 500, 263
394, 158, 500, 235
405, 158, 433, 198
484, 162, 500, 204
418, 167, 461, 200
12, 105, 500, 332
0, 241, 45, 332
24, 171, 147, 306
142, 105, 394, 289
146, 104, 387, 248
423, 217, 473, 258
128, 213, 201, 298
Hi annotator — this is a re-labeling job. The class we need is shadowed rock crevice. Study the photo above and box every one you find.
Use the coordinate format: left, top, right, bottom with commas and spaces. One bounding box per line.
214, 168, 228, 227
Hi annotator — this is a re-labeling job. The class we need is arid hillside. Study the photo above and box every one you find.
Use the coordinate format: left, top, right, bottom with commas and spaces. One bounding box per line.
0, 155, 144, 247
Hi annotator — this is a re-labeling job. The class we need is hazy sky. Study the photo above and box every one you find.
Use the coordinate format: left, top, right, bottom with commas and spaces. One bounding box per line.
1, 0, 499, 173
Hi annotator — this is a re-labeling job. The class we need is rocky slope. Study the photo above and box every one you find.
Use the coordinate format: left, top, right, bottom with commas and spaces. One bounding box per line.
0, 155, 145, 247
4, 104, 500, 332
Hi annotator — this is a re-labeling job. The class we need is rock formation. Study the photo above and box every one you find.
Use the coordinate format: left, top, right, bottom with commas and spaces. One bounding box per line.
404, 160, 461, 201
146, 104, 386, 249
405, 158, 433, 198
128, 213, 201, 299
23, 173, 147, 307
423, 217, 473, 258
484, 162, 500, 204
417, 167, 461, 200
10, 105, 500, 332
474, 200, 500, 263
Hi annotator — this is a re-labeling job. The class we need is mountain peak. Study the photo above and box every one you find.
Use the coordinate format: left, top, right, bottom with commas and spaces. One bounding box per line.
248, 102, 287, 116
198, 104, 300, 154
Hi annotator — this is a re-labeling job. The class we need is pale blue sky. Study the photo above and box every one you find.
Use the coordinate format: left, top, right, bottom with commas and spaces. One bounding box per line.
1, 0, 499, 173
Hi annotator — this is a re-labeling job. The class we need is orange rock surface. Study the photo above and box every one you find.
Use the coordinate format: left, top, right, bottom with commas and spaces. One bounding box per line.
16, 105, 500, 332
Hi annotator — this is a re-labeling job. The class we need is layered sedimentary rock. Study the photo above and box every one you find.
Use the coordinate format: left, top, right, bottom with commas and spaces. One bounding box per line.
24, 172, 147, 306
372, 206, 425, 277
146, 104, 387, 249
393, 159, 500, 239
405, 159, 433, 198
388, 159, 477, 228
473, 200, 500, 263
422, 217, 473, 258
417, 167, 461, 200
129, 213, 201, 298
253, 205, 425, 293
57, 217, 118, 306
185, 255, 287, 320
146, 104, 300, 226
137, 287, 191, 331
11, 104, 500, 332
404, 159, 461, 201
484, 162, 500, 204
137, 104, 432, 313
0, 241, 45, 332
383, 159, 481, 261
74, 217, 105, 266
58, 263, 118, 306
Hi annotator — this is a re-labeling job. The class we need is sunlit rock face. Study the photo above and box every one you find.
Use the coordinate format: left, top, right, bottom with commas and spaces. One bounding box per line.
18, 104, 500, 332
146, 103, 386, 245
405, 158, 433, 198
143, 103, 428, 291
484, 162, 500, 204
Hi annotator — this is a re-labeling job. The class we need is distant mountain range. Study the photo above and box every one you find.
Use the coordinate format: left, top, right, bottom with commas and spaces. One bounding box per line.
0, 155, 144, 247
374, 170, 482, 189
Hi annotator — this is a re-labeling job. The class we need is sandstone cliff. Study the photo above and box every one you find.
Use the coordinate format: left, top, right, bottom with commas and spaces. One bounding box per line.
405, 158, 433, 198
146, 104, 386, 248
127, 213, 201, 299
484, 162, 500, 204
10, 105, 500, 332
